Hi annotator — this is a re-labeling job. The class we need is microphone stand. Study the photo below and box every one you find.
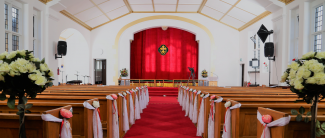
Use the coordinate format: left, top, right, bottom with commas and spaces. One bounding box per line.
83, 75, 87, 85
75, 71, 79, 81
66, 75, 68, 84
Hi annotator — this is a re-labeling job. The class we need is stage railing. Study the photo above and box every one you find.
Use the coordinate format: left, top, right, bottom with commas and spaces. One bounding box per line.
118, 79, 209, 87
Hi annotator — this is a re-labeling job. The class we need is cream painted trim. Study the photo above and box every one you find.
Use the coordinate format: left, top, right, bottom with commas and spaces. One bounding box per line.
152, 0, 155, 12
39, 0, 52, 4
278, 0, 294, 5
111, 15, 215, 85
124, 0, 133, 13
198, 0, 207, 12
60, 10, 92, 31
66, 33, 74, 39
133, 11, 197, 13
176, 0, 179, 12
90, 0, 111, 20
199, 13, 238, 30
92, 13, 131, 30
238, 11, 271, 31
59, 36, 66, 41
219, 0, 241, 21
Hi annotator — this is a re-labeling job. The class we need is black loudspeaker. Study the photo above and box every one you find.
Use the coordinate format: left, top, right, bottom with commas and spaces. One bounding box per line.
264, 42, 274, 57
57, 41, 67, 56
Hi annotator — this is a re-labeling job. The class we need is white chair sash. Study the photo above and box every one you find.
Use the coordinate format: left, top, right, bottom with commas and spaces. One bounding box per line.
83, 101, 103, 138
192, 91, 201, 123
189, 91, 194, 120
135, 92, 141, 119
196, 94, 209, 136
257, 111, 291, 138
106, 95, 119, 138
41, 109, 73, 138
129, 92, 135, 125
118, 93, 130, 132
182, 89, 187, 110
222, 103, 241, 138
208, 97, 223, 138
185, 90, 190, 117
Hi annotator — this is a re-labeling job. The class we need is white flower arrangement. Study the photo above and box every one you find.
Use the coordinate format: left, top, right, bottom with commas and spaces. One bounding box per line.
122, 92, 127, 96
200, 93, 204, 97
92, 101, 100, 108
189, 88, 193, 92
225, 101, 232, 107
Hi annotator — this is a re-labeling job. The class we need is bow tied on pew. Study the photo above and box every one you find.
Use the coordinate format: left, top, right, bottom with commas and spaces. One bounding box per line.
197, 93, 209, 136
257, 111, 291, 138
106, 94, 120, 138
192, 90, 201, 123
83, 101, 103, 138
223, 103, 241, 138
41, 107, 73, 138
208, 97, 223, 138
118, 93, 130, 132
126, 90, 135, 125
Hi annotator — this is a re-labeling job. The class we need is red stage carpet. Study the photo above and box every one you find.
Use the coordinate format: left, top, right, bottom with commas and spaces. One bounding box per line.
123, 96, 200, 138
148, 87, 178, 97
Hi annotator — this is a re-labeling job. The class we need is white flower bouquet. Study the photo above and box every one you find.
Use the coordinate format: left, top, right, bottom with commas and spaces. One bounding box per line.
0, 50, 54, 138
280, 51, 325, 138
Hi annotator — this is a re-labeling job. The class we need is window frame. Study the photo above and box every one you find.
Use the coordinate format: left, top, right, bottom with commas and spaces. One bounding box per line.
310, 1, 325, 52
4, 1, 23, 52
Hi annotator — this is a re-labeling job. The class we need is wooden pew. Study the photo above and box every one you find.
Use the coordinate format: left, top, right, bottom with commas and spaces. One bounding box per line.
0, 105, 72, 138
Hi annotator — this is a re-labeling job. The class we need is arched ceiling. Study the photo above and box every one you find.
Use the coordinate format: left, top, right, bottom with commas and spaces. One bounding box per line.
45, 0, 291, 31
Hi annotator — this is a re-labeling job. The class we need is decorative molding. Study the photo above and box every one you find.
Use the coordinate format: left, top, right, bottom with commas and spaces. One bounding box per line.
92, 13, 131, 30
152, 0, 155, 12
124, 0, 133, 13
60, 10, 92, 31
219, 0, 241, 21
59, 37, 66, 41
176, 0, 179, 12
278, 0, 294, 5
199, 13, 238, 30
39, 0, 52, 4
90, 0, 111, 20
198, 0, 207, 13
238, 11, 272, 31
132, 11, 197, 13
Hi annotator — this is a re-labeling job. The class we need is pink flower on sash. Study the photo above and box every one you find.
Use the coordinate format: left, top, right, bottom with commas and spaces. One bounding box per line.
262, 114, 272, 123
60, 109, 73, 118
210, 95, 216, 100
111, 94, 118, 100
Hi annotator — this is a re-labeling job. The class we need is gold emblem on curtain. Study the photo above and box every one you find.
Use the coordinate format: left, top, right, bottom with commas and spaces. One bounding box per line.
158, 45, 168, 55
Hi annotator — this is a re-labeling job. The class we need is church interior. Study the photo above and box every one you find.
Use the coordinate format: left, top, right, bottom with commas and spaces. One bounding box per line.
1, 0, 325, 138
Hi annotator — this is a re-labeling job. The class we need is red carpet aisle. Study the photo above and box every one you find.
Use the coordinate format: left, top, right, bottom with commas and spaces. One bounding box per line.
123, 96, 200, 138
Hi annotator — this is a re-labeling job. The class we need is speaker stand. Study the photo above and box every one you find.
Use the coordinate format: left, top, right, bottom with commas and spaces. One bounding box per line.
268, 56, 275, 87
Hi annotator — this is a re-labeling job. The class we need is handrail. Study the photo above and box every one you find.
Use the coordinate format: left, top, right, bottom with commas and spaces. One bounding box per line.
118, 79, 211, 87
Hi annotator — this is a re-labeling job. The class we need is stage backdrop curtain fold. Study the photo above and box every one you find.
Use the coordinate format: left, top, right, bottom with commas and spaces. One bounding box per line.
130, 27, 198, 80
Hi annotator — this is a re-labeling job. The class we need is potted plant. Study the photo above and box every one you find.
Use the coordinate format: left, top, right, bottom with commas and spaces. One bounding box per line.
201, 69, 208, 78
280, 51, 325, 138
0, 50, 54, 138
120, 68, 128, 79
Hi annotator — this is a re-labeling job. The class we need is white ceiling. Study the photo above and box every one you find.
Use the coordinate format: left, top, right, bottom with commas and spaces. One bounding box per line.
50, 0, 270, 30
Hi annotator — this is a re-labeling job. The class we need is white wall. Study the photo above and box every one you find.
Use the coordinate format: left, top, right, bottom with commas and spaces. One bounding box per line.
57, 29, 90, 84
91, 13, 240, 86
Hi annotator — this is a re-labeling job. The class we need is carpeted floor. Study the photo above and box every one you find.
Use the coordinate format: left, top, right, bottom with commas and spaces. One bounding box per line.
123, 96, 200, 138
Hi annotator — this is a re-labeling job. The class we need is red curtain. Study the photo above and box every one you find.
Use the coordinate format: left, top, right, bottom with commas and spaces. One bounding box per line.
130, 27, 198, 80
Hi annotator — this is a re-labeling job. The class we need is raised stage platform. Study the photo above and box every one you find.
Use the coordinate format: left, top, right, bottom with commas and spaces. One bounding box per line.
148, 87, 178, 97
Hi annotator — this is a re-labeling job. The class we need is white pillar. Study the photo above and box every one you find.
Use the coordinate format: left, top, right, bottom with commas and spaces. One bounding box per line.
298, 1, 310, 56
23, 3, 33, 51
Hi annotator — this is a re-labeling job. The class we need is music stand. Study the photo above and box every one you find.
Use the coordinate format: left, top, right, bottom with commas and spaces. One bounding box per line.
187, 67, 196, 86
